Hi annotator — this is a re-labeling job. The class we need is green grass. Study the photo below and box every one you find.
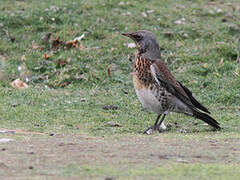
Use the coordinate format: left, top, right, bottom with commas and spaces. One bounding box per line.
64, 163, 240, 180
0, 0, 240, 179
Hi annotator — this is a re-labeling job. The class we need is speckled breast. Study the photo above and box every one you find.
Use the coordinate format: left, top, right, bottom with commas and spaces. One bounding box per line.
134, 56, 153, 88
133, 56, 171, 114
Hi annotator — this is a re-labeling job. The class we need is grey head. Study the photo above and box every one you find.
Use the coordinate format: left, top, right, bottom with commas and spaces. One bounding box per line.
122, 30, 161, 59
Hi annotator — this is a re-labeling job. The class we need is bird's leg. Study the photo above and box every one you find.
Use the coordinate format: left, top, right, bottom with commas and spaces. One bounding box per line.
156, 114, 167, 132
143, 114, 162, 134
154, 114, 162, 127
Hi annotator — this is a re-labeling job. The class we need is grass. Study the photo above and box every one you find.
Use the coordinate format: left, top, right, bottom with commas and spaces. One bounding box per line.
0, 0, 240, 179
60, 163, 240, 180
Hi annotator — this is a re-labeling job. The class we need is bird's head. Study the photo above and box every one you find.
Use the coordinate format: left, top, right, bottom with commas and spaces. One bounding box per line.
122, 30, 161, 59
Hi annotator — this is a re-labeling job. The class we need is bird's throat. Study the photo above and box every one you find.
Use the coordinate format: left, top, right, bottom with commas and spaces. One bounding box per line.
140, 50, 161, 60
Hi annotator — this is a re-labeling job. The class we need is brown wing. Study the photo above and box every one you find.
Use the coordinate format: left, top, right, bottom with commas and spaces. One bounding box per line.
150, 60, 210, 113
177, 81, 210, 114
149, 60, 220, 129
153, 61, 188, 97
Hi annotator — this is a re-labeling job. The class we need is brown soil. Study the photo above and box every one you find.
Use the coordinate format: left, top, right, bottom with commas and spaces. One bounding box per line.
0, 132, 239, 179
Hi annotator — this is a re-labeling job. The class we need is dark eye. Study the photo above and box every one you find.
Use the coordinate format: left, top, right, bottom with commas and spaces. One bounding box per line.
134, 35, 142, 41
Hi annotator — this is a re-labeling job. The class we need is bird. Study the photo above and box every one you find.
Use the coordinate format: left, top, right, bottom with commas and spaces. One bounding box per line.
122, 30, 221, 134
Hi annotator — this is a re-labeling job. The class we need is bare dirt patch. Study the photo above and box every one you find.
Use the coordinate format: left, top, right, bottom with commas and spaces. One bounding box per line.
0, 133, 240, 179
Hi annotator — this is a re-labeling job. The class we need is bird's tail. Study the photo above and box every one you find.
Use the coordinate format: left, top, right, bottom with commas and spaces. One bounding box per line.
192, 109, 221, 129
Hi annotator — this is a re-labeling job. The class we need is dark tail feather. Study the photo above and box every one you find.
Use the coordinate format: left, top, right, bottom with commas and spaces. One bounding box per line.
192, 110, 221, 129
178, 81, 210, 114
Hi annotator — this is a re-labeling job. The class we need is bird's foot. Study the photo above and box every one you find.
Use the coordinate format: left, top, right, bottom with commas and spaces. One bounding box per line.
143, 126, 164, 135
143, 124, 166, 135
143, 126, 157, 135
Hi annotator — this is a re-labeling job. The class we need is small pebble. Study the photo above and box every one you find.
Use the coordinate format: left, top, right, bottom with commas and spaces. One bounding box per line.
102, 105, 118, 110
11, 103, 19, 107
107, 121, 122, 127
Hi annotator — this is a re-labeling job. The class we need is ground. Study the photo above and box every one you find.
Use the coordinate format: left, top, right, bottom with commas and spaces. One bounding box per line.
0, 0, 240, 179
1, 132, 240, 179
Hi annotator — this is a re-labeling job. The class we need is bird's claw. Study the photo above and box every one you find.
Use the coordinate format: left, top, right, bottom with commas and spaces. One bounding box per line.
143, 126, 164, 135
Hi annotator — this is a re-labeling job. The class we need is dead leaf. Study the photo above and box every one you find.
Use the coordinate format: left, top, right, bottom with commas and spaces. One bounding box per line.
202, 63, 208, 68
56, 59, 67, 67
50, 37, 64, 50
42, 33, 83, 50
107, 67, 111, 78
21, 55, 26, 61
32, 42, 41, 50
60, 82, 71, 88
10, 79, 29, 89
219, 58, 224, 67
42, 53, 51, 60
64, 40, 78, 48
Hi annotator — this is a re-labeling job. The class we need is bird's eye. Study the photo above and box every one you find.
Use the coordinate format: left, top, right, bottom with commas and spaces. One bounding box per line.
134, 35, 142, 41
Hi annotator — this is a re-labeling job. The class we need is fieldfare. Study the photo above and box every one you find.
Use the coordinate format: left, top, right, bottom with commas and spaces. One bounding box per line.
122, 30, 221, 134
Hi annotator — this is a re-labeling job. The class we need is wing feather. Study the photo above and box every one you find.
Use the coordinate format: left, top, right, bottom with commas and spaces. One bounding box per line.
149, 61, 220, 129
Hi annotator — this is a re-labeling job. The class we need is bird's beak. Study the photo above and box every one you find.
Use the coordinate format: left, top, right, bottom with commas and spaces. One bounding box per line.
121, 32, 133, 38
122, 32, 139, 47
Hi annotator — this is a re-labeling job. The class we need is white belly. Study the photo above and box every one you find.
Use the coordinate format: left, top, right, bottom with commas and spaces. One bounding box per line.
133, 73, 164, 114
135, 88, 164, 114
